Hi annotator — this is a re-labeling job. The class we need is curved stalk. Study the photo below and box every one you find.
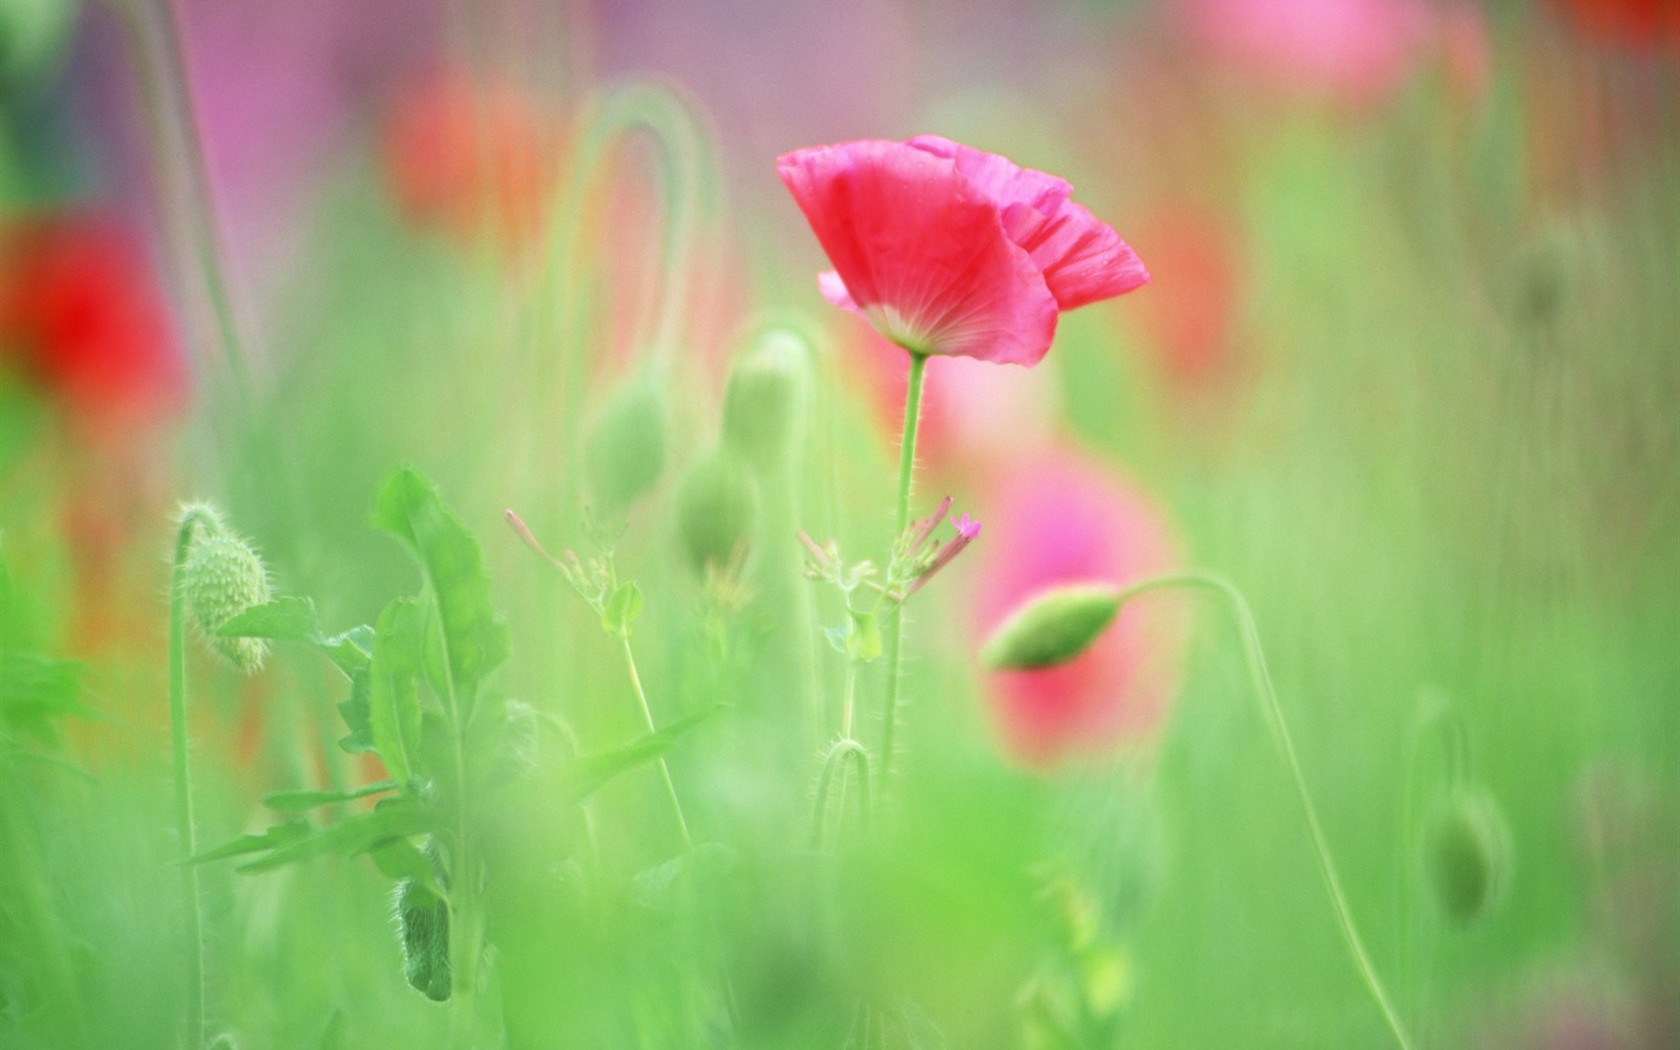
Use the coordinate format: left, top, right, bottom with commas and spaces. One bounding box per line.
1114, 571, 1416, 1050
811, 738, 872, 851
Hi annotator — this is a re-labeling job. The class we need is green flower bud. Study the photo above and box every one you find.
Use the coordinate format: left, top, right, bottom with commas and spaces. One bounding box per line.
721, 329, 810, 473
394, 875, 451, 1002
584, 376, 667, 513
979, 585, 1123, 670
1426, 787, 1510, 926
180, 517, 272, 673
675, 450, 757, 576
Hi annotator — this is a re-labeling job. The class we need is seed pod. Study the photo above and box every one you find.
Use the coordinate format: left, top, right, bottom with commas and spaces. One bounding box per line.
584, 376, 668, 513
721, 328, 810, 473
979, 585, 1123, 670
394, 876, 451, 1002
675, 450, 758, 576
181, 528, 272, 673
1426, 786, 1511, 926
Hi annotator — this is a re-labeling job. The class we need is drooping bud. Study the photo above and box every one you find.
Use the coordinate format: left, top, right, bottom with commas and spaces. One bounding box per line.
979, 584, 1123, 670
721, 328, 810, 473
1426, 786, 1511, 926
394, 871, 451, 1001
584, 374, 667, 513
675, 449, 758, 577
178, 505, 272, 673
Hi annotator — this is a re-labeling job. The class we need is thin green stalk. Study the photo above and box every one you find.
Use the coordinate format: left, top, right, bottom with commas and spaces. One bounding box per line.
876, 351, 927, 794
620, 635, 693, 852
1115, 571, 1415, 1050
169, 510, 212, 1050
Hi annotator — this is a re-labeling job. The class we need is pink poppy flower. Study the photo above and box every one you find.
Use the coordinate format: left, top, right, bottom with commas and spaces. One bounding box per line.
776, 136, 1148, 367
973, 446, 1185, 767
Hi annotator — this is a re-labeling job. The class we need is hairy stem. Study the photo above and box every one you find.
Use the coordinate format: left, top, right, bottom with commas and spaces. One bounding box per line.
1115, 571, 1415, 1050
811, 738, 872, 851
169, 510, 215, 1050
877, 351, 927, 795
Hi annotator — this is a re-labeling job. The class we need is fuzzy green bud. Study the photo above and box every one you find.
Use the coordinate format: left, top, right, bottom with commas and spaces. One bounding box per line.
721, 329, 810, 473
179, 510, 272, 673
675, 450, 758, 577
584, 375, 668, 513
1426, 787, 1510, 926
394, 875, 451, 1002
979, 585, 1123, 670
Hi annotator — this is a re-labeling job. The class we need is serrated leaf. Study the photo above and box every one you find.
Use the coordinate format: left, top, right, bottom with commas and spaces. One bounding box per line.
235, 799, 438, 874
370, 469, 509, 707
978, 585, 1124, 670
262, 780, 395, 812
337, 668, 374, 754
217, 596, 320, 642
601, 581, 643, 636
369, 838, 445, 899
191, 820, 312, 864
317, 625, 374, 677
368, 598, 426, 787
557, 705, 720, 807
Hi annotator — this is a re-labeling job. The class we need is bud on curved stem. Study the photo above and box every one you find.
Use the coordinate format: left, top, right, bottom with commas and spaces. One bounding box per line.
1099, 572, 1417, 1050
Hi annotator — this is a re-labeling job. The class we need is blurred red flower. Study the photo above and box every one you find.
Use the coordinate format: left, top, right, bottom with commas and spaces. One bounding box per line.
1547, 0, 1680, 52
1128, 202, 1243, 389
381, 68, 565, 249
0, 212, 187, 431
972, 446, 1185, 767
778, 136, 1148, 366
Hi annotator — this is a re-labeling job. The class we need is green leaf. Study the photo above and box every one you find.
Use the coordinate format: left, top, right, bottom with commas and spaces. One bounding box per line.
0, 652, 87, 745
370, 469, 509, 706
368, 598, 426, 787
369, 838, 446, 899
235, 799, 439, 874
317, 625, 374, 677
847, 609, 882, 663
217, 596, 320, 642
190, 820, 312, 864
261, 780, 395, 812
601, 581, 643, 636
978, 585, 1124, 670
557, 705, 720, 807
824, 625, 849, 656
336, 668, 374, 755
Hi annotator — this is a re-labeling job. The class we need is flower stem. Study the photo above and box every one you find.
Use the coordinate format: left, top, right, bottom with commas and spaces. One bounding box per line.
1114, 571, 1415, 1050
169, 511, 212, 1050
877, 351, 927, 795
620, 635, 693, 852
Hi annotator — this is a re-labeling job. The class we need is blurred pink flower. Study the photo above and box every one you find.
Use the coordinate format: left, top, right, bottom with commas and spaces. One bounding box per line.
777, 136, 1147, 366
1184, 0, 1437, 107
843, 339, 1061, 479
973, 446, 1184, 767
